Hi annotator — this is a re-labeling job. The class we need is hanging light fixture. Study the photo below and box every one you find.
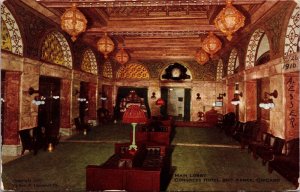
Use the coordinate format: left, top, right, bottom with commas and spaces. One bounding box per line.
195, 37, 209, 65
61, 3, 87, 42
195, 48, 209, 65
202, 32, 222, 58
115, 47, 129, 65
214, 0, 245, 41
97, 33, 115, 59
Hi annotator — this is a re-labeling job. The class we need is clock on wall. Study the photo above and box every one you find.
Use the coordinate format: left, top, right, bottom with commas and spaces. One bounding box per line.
162, 63, 190, 80
171, 68, 181, 78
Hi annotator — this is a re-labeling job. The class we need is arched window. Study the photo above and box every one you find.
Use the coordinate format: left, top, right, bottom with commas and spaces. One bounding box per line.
227, 49, 238, 75
284, 5, 300, 56
245, 29, 265, 69
41, 31, 72, 69
1, 4, 23, 55
81, 49, 98, 75
116, 63, 150, 79
103, 60, 113, 79
216, 60, 223, 81
255, 34, 270, 65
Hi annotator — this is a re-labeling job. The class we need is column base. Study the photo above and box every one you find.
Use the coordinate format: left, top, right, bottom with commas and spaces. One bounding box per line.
59, 127, 76, 136
2, 144, 22, 156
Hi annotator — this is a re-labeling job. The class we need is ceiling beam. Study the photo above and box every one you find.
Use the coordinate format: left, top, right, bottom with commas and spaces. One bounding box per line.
36, 0, 267, 8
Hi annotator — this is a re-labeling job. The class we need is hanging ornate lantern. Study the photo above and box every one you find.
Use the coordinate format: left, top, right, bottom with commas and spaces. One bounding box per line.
202, 32, 222, 58
61, 3, 87, 42
195, 48, 209, 65
214, 0, 245, 41
97, 33, 115, 59
115, 47, 129, 65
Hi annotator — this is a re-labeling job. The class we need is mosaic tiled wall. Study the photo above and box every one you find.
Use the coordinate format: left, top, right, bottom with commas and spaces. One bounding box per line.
81, 49, 98, 75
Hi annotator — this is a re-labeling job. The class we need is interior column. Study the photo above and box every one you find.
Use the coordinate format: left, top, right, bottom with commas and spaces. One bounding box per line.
284, 73, 299, 140
3, 71, 21, 155
245, 80, 257, 121
60, 79, 72, 136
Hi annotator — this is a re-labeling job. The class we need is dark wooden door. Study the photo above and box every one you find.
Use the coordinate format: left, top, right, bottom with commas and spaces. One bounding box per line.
184, 88, 191, 121
38, 76, 61, 138
79, 82, 89, 124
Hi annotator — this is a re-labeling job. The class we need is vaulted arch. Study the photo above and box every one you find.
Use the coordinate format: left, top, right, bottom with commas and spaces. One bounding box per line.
216, 60, 223, 81
245, 29, 265, 69
41, 31, 72, 69
227, 49, 238, 75
1, 4, 23, 55
116, 63, 150, 79
81, 49, 98, 75
284, 5, 300, 56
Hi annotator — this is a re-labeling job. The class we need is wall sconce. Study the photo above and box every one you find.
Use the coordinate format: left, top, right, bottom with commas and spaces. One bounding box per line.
78, 97, 87, 102
28, 87, 39, 95
259, 90, 278, 109
231, 92, 243, 105
217, 93, 226, 100
32, 96, 46, 105
99, 92, 107, 101
151, 92, 156, 99
196, 93, 201, 100
231, 83, 242, 105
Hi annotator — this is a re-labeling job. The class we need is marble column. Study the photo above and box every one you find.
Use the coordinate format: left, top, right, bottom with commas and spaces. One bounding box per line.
284, 73, 299, 140
60, 79, 73, 136
3, 71, 21, 155
226, 84, 235, 113
245, 81, 257, 121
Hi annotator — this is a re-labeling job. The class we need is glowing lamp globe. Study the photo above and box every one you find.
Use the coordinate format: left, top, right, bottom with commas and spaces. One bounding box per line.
156, 98, 165, 106
115, 47, 129, 65
195, 48, 209, 65
202, 32, 222, 58
214, 0, 245, 41
97, 33, 115, 59
61, 3, 87, 42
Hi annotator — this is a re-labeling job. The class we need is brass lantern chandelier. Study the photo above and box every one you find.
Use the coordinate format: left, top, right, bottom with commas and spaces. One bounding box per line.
97, 33, 115, 59
61, 3, 87, 42
214, 0, 245, 41
202, 32, 222, 58
115, 47, 129, 65
195, 48, 209, 65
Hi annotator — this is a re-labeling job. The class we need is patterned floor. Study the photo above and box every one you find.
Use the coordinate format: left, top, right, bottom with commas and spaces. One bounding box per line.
2, 123, 296, 191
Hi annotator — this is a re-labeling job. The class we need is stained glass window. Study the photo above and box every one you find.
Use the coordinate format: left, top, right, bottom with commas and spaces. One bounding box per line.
216, 60, 223, 81
41, 31, 72, 69
103, 60, 113, 78
245, 29, 264, 69
117, 63, 150, 79
1, 4, 23, 55
81, 49, 98, 75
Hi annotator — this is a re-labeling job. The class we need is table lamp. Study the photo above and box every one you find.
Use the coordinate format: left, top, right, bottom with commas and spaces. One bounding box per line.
122, 105, 147, 151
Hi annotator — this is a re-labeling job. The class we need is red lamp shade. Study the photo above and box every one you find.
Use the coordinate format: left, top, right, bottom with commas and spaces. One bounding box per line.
122, 105, 147, 123
156, 98, 165, 106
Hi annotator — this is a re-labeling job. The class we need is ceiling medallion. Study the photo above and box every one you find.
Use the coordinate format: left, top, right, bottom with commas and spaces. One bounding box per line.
115, 47, 129, 65
195, 48, 209, 65
61, 3, 87, 42
97, 33, 115, 59
214, 0, 245, 41
202, 32, 222, 58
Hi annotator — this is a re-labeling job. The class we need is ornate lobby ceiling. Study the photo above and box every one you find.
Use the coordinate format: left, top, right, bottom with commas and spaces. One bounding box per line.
31, 0, 278, 61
